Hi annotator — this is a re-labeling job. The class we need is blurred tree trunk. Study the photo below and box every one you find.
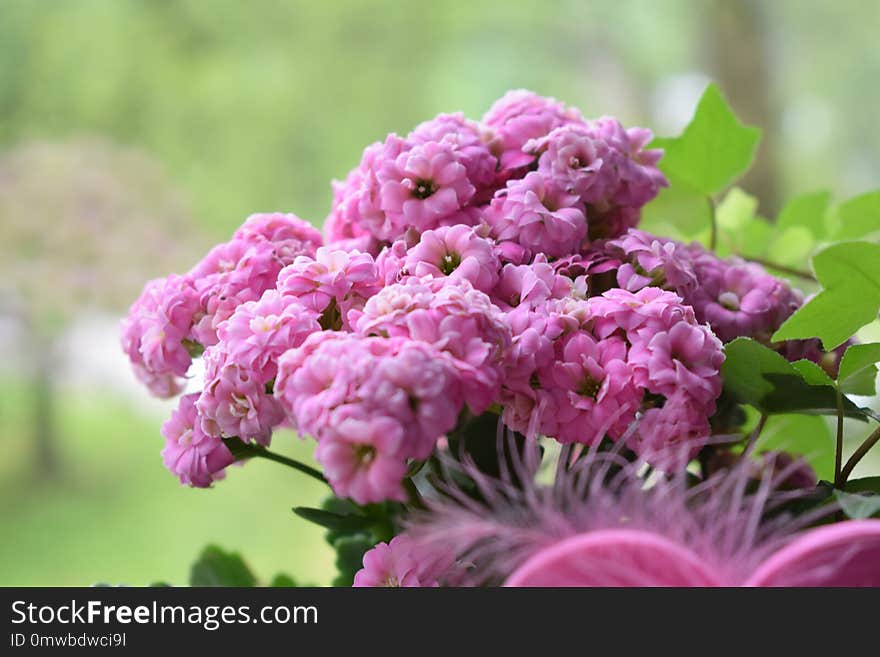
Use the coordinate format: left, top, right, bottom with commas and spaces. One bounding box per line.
706, 0, 780, 216
25, 322, 58, 479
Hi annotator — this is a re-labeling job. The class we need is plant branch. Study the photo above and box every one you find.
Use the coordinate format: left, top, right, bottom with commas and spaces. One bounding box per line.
834, 388, 845, 488
742, 414, 768, 459
708, 196, 718, 252
222, 438, 328, 486
745, 257, 817, 282
840, 424, 880, 485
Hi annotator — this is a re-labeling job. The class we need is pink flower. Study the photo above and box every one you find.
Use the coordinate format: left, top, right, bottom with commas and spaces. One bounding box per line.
197, 348, 285, 446
688, 248, 803, 343
314, 411, 408, 504
486, 172, 587, 259
120, 274, 200, 398
353, 535, 449, 587
189, 239, 285, 346
355, 278, 511, 414
537, 333, 642, 444
530, 124, 602, 196
631, 393, 711, 465
161, 393, 235, 488
627, 320, 724, 407
378, 141, 475, 234
482, 90, 586, 172
606, 229, 698, 294
276, 247, 380, 330
404, 225, 500, 292
216, 289, 320, 382
329, 134, 410, 242
490, 257, 571, 312
408, 112, 498, 197
275, 333, 465, 473
586, 287, 698, 341
233, 212, 323, 264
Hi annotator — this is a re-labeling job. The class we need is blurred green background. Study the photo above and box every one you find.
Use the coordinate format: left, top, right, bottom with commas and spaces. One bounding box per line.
0, 0, 878, 585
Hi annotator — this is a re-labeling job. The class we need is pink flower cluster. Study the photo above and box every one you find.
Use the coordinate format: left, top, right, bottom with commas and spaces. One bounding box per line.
125, 90, 821, 505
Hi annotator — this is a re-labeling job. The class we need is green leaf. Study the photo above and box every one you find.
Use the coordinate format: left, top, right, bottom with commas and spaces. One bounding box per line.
831, 190, 880, 240
189, 545, 257, 587
716, 187, 758, 231
755, 414, 834, 481
772, 241, 880, 349
777, 190, 831, 238
844, 477, 880, 495
834, 490, 880, 519
640, 171, 711, 239
293, 506, 374, 532
837, 342, 880, 396
791, 359, 835, 386
269, 573, 298, 587
651, 84, 761, 196
721, 338, 864, 418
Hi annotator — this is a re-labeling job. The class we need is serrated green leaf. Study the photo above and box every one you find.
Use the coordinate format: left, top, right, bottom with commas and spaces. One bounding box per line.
721, 337, 865, 418
834, 490, 880, 519
831, 190, 880, 240
755, 414, 834, 481
189, 545, 257, 587
777, 190, 831, 237
792, 359, 835, 386
293, 506, 374, 532
838, 342, 880, 396
773, 241, 880, 349
651, 84, 761, 196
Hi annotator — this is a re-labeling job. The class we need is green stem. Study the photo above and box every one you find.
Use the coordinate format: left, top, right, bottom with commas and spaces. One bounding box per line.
223, 438, 328, 486
834, 388, 845, 488
839, 424, 880, 485
708, 196, 718, 252
745, 257, 816, 282
743, 414, 768, 458
403, 478, 425, 510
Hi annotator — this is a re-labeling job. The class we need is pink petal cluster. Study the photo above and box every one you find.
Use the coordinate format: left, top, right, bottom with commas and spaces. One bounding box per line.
353, 535, 451, 587
276, 247, 381, 330
233, 212, 323, 264
274, 332, 465, 503
120, 274, 200, 398
161, 393, 235, 488
354, 277, 512, 414
403, 224, 500, 292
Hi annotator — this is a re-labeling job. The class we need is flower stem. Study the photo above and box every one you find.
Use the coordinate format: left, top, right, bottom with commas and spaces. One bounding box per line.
743, 414, 768, 458
403, 478, 425, 510
708, 196, 717, 252
222, 438, 328, 486
839, 424, 880, 485
834, 388, 845, 487
745, 257, 817, 282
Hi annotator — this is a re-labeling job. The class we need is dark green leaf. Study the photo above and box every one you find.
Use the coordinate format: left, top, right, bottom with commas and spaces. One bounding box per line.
189, 545, 257, 587
332, 535, 375, 587
293, 506, 374, 532
269, 573, 298, 587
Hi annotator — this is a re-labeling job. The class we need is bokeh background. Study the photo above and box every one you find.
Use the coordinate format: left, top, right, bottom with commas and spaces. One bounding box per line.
1, 0, 878, 585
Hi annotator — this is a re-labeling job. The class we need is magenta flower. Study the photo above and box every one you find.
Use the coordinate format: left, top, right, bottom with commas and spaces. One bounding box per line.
276, 246, 380, 330
233, 212, 323, 264
606, 229, 698, 294
378, 140, 476, 234
482, 90, 586, 172
120, 274, 200, 398
161, 393, 235, 488
216, 289, 320, 383
189, 239, 284, 346
404, 225, 500, 293
530, 124, 602, 197
490, 257, 572, 312
197, 348, 285, 446
354, 277, 512, 414
487, 172, 587, 259
314, 411, 408, 505
353, 535, 448, 587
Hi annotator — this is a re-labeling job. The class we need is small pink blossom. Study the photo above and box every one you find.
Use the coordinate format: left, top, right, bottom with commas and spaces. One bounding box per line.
233, 212, 323, 264
378, 141, 476, 233
404, 225, 500, 293
216, 289, 320, 382
161, 393, 235, 488
353, 535, 448, 587
487, 172, 587, 259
